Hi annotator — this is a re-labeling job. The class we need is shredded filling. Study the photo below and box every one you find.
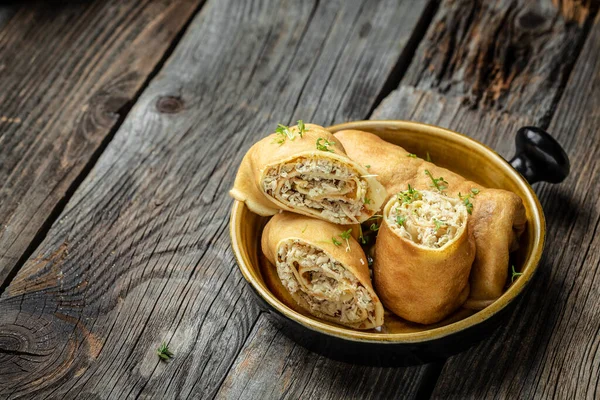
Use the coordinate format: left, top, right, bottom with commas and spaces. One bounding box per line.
388, 190, 467, 248
262, 157, 368, 224
276, 239, 376, 326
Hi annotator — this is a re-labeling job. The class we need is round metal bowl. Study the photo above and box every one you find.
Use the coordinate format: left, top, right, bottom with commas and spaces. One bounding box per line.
229, 120, 568, 366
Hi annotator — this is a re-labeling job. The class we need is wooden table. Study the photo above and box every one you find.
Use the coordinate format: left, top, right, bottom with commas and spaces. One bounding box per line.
0, 0, 598, 398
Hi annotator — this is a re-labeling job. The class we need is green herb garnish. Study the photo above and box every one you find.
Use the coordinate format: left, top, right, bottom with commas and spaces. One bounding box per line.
397, 184, 421, 204
273, 124, 294, 145
157, 342, 174, 361
471, 188, 480, 195
302, 224, 308, 233
273, 121, 307, 144
364, 197, 372, 205
370, 223, 379, 232
511, 265, 523, 282
433, 218, 446, 231
297, 120, 308, 137
340, 228, 352, 252
407, 153, 417, 158
316, 137, 335, 152
458, 192, 474, 214
396, 215, 406, 226
365, 164, 371, 169
332, 236, 342, 246
424, 170, 448, 192
358, 225, 368, 245
426, 152, 432, 162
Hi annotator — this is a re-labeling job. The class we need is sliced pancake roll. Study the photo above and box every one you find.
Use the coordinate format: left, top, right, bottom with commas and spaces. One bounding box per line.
334, 129, 526, 308
230, 123, 386, 224
261, 212, 384, 330
374, 188, 476, 324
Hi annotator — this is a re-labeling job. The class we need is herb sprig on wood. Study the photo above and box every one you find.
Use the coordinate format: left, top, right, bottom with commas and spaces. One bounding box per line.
157, 342, 174, 361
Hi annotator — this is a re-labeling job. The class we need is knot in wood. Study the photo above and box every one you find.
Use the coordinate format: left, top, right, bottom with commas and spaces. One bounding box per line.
156, 95, 184, 114
517, 11, 547, 30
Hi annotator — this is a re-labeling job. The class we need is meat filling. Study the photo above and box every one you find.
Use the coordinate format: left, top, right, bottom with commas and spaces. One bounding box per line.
276, 240, 376, 326
388, 190, 467, 248
263, 157, 368, 224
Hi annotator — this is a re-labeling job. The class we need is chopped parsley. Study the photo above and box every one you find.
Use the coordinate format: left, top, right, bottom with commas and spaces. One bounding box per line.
316, 137, 335, 152
396, 215, 406, 226
407, 153, 417, 158
332, 236, 342, 246
365, 164, 371, 169
364, 197, 372, 205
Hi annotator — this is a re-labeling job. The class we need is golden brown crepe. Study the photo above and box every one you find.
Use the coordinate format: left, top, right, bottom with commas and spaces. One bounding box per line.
261, 212, 384, 329
229, 123, 387, 224
335, 129, 526, 308
374, 189, 476, 324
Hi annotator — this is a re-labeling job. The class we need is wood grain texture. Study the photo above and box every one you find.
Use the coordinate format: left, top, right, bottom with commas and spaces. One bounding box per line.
0, 0, 204, 286
215, 317, 427, 400
430, 12, 600, 399
374, 0, 594, 158
369, 1, 597, 398
214, 1, 597, 398
0, 0, 436, 398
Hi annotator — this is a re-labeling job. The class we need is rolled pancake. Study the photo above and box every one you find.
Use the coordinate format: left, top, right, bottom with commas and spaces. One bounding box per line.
261, 212, 384, 329
230, 124, 386, 224
335, 129, 526, 308
374, 189, 476, 324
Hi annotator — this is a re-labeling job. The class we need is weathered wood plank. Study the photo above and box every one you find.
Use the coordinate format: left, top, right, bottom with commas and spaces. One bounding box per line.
215, 317, 427, 400
374, 0, 593, 158
0, 0, 437, 398
0, 0, 205, 287
369, 0, 595, 397
430, 12, 600, 399
215, 1, 596, 398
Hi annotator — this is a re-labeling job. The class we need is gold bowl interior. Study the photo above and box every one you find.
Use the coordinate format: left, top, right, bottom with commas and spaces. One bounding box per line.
230, 120, 544, 343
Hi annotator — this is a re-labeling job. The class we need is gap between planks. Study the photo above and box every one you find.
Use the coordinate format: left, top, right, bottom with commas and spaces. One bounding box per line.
365, 0, 440, 119
0, 0, 210, 297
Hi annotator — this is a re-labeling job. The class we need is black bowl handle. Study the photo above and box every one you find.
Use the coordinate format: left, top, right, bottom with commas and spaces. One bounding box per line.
508, 127, 570, 185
